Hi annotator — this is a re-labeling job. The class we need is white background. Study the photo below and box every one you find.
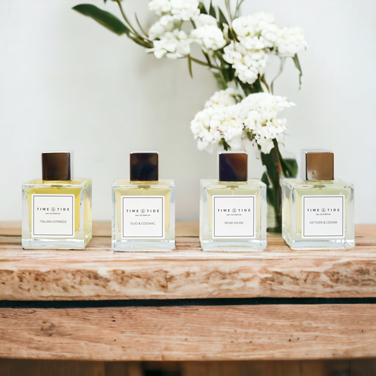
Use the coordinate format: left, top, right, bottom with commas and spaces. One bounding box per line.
0, 0, 375, 223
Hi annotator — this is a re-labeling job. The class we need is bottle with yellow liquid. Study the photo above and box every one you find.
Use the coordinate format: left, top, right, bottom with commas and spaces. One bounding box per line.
112, 152, 175, 251
282, 150, 355, 250
200, 152, 267, 251
22, 152, 92, 249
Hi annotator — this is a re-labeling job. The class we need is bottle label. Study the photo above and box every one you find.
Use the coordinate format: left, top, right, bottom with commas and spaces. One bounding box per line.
121, 196, 165, 239
302, 195, 345, 238
32, 194, 75, 238
212, 195, 256, 238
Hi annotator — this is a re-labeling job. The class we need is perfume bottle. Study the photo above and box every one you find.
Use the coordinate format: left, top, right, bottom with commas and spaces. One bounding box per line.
112, 152, 175, 251
200, 152, 267, 251
22, 152, 92, 249
282, 150, 355, 249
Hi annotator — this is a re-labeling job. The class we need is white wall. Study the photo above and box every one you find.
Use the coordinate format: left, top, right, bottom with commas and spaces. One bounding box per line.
0, 0, 375, 223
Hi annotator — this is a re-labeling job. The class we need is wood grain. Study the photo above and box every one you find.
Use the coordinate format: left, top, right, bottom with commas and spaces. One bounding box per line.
0, 304, 375, 361
0, 223, 375, 300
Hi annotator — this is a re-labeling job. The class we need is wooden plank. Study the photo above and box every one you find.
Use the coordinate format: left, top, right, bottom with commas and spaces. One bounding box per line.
0, 304, 375, 361
0, 224, 375, 300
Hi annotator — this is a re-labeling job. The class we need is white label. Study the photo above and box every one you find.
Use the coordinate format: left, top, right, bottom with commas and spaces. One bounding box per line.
32, 194, 75, 238
121, 196, 165, 239
212, 195, 256, 239
302, 195, 345, 238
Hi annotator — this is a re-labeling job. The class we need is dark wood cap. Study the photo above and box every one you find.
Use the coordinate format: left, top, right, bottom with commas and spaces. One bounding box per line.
130, 152, 158, 181
219, 152, 247, 182
305, 152, 334, 180
42, 152, 71, 181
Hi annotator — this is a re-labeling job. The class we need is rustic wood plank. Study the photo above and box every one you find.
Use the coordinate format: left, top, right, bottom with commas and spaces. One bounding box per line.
0, 304, 375, 361
0, 223, 375, 300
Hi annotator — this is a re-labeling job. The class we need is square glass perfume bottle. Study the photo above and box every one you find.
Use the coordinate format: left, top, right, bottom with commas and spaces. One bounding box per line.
282, 150, 355, 250
200, 152, 267, 251
22, 152, 92, 249
112, 152, 175, 251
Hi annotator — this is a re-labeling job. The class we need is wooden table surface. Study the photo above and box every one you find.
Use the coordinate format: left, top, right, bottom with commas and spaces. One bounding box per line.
0, 222, 375, 300
0, 222, 375, 361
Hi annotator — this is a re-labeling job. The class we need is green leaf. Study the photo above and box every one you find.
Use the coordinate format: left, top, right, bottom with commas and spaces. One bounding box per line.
280, 157, 298, 178
212, 72, 227, 90
261, 151, 279, 189
266, 187, 277, 210
219, 138, 230, 151
72, 4, 131, 36
187, 55, 193, 79
246, 131, 253, 141
293, 54, 303, 89
218, 7, 228, 29
209, 1, 216, 18
261, 172, 270, 187
198, 2, 207, 14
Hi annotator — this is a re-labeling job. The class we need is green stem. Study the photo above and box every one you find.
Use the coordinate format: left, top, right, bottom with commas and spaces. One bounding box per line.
189, 56, 221, 70
115, 0, 141, 38
270, 139, 283, 232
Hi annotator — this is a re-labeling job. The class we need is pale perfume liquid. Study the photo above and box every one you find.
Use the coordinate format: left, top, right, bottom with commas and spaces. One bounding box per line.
112, 180, 175, 251
282, 179, 354, 249
22, 179, 92, 249
200, 179, 267, 251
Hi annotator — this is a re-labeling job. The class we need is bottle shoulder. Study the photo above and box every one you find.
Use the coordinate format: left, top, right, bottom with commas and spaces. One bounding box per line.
282, 178, 354, 189
23, 178, 91, 188
113, 179, 174, 188
201, 179, 266, 190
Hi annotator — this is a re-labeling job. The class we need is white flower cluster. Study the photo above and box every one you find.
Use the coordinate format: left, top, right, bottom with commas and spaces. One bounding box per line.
191, 91, 294, 154
190, 15, 226, 51
223, 12, 306, 84
147, 13, 225, 59
275, 27, 306, 57
149, 0, 200, 21
148, 29, 191, 59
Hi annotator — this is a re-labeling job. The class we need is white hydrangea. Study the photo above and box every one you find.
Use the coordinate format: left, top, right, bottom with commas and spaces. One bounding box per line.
213, 106, 244, 150
149, 0, 199, 21
232, 12, 275, 42
275, 27, 307, 57
190, 106, 223, 152
192, 14, 217, 27
239, 93, 294, 153
205, 88, 237, 108
191, 105, 244, 152
148, 15, 181, 40
190, 24, 226, 51
261, 24, 280, 48
191, 92, 294, 154
148, 0, 171, 15
147, 29, 190, 59
223, 42, 267, 84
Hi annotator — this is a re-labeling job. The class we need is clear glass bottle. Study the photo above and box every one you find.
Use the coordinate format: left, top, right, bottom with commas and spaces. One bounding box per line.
22, 152, 92, 249
282, 150, 355, 250
200, 152, 267, 251
112, 152, 175, 251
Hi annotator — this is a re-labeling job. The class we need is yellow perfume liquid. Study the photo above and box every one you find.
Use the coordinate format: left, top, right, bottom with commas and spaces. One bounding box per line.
22, 152, 92, 250
282, 179, 354, 249
200, 179, 267, 251
112, 179, 175, 251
